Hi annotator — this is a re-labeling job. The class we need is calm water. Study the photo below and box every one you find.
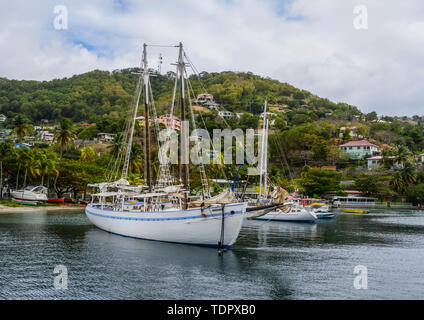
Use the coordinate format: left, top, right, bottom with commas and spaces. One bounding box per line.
1, 208, 424, 299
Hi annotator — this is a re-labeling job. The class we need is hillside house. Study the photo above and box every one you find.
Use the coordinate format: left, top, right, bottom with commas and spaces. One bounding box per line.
96, 133, 114, 143
218, 110, 233, 119
196, 93, 214, 105
339, 126, 364, 139
0, 114, 7, 123
339, 140, 380, 160
156, 115, 181, 131
40, 131, 54, 142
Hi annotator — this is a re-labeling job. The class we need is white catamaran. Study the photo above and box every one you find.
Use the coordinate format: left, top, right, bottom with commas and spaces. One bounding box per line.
86, 43, 246, 249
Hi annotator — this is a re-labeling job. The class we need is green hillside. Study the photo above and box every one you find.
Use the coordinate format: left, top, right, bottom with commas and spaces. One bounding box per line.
0, 68, 362, 123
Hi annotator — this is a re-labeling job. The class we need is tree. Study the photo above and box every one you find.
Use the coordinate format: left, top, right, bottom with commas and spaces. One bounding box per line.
55, 117, 77, 154
13, 114, 33, 142
38, 149, 58, 187
0, 141, 13, 198
80, 146, 96, 162
394, 145, 411, 165
406, 184, 424, 205
400, 162, 417, 186
109, 133, 124, 156
129, 143, 144, 174
390, 171, 405, 194
297, 166, 342, 197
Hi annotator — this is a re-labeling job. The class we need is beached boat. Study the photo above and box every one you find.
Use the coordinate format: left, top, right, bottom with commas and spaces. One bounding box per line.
12, 198, 38, 206
342, 208, 368, 214
48, 198, 65, 203
11, 185, 48, 202
253, 205, 317, 223
86, 43, 246, 249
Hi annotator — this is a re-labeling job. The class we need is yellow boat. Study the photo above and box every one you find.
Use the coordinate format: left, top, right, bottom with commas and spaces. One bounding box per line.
342, 208, 368, 214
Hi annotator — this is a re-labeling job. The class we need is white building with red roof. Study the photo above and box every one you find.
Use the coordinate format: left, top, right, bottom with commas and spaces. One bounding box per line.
339, 139, 380, 160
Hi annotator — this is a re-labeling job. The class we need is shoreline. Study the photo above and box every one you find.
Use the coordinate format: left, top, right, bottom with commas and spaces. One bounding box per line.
0, 204, 85, 213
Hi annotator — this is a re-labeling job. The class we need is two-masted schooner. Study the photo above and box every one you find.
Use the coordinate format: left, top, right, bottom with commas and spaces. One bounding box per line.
85, 43, 247, 249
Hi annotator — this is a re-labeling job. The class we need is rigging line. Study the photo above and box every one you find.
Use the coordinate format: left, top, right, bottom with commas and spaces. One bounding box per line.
106, 65, 144, 182
184, 51, 233, 130
183, 52, 208, 93
169, 66, 179, 123
270, 134, 293, 182
112, 77, 142, 181
185, 75, 229, 184
146, 44, 179, 48
185, 73, 210, 198
105, 84, 135, 182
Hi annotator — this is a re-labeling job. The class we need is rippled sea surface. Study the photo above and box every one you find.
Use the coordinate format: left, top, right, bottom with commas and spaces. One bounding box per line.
1, 209, 424, 300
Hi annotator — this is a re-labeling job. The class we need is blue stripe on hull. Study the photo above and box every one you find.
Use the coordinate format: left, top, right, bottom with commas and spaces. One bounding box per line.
316, 213, 335, 219
90, 224, 231, 249
252, 218, 316, 223
86, 207, 242, 221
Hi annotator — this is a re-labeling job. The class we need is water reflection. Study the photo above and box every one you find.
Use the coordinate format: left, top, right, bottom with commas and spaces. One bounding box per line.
1, 210, 424, 299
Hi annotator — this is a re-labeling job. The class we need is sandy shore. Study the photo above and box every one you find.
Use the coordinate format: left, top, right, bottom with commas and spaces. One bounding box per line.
0, 204, 85, 213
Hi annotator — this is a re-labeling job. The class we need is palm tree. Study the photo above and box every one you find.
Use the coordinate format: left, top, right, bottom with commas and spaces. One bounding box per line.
390, 171, 405, 194
80, 146, 96, 162
129, 143, 144, 174
0, 141, 13, 198
13, 114, 33, 142
381, 148, 394, 169
39, 149, 58, 187
108, 133, 124, 156
394, 145, 411, 166
22, 149, 41, 187
400, 162, 417, 186
55, 117, 77, 155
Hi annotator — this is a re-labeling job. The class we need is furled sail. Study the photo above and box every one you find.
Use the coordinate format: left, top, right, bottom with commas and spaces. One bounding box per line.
191, 189, 237, 207
270, 186, 288, 204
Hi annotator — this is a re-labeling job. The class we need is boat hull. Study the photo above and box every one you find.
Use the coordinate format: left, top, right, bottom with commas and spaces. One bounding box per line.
342, 209, 368, 214
85, 203, 246, 248
11, 191, 47, 202
244, 204, 283, 219
253, 208, 316, 223
315, 212, 335, 219
48, 198, 65, 203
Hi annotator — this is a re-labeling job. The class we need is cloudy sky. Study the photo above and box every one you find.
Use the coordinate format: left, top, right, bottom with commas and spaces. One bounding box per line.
0, 0, 423, 116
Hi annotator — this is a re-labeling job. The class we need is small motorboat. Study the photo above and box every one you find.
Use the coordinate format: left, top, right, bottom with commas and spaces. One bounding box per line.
48, 198, 65, 203
311, 202, 335, 219
12, 199, 38, 206
342, 208, 368, 214
11, 185, 48, 202
253, 205, 317, 223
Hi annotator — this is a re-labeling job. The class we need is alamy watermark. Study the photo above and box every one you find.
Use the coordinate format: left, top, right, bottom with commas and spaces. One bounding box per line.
353, 5, 368, 30
353, 265, 368, 289
53, 5, 68, 30
158, 123, 265, 175
53, 264, 68, 289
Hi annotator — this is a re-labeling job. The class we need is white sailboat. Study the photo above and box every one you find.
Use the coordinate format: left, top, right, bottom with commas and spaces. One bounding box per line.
86, 43, 246, 249
244, 101, 285, 219
253, 205, 317, 223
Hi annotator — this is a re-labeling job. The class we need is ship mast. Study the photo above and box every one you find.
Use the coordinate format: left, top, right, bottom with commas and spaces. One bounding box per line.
259, 100, 268, 201
178, 43, 189, 207
121, 44, 152, 191
143, 44, 152, 191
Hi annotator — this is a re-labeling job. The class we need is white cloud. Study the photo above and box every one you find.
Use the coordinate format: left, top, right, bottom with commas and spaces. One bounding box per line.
0, 0, 423, 116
